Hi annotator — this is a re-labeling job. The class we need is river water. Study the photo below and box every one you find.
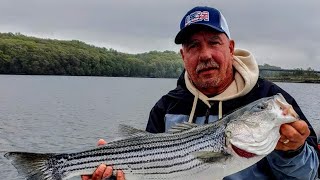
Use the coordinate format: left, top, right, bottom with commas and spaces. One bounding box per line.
0, 75, 319, 180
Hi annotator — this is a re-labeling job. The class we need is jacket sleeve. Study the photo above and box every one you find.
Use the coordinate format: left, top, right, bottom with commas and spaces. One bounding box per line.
267, 143, 319, 179
146, 98, 166, 133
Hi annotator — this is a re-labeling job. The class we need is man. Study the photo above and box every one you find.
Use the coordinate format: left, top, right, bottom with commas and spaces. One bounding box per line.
83, 6, 319, 179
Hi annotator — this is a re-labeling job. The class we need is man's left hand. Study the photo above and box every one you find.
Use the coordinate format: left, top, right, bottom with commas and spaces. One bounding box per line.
276, 120, 310, 151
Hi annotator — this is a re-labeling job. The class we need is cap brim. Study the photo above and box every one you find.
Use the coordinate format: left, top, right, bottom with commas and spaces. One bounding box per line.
174, 23, 225, 44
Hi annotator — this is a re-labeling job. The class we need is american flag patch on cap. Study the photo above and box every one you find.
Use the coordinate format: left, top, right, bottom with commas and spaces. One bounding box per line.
184, 11, 209, 27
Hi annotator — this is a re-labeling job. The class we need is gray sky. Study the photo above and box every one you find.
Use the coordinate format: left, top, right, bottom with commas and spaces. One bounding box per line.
0, 0, 319, 70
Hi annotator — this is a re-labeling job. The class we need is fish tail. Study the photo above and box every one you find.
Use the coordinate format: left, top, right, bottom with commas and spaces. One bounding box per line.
4, 151, 67, 180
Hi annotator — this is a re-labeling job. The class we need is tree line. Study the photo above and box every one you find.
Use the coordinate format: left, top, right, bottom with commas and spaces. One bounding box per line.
259, 64, 320, 83
0, 33, 318, 81
0, 33, 183, 78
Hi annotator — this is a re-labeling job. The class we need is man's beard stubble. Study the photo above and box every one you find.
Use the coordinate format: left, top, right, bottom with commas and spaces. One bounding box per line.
194, 60, 221, 89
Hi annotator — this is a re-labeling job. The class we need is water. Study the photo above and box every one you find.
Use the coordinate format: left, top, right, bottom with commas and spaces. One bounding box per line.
275, 82, 320, 135
0, 75, 319, 180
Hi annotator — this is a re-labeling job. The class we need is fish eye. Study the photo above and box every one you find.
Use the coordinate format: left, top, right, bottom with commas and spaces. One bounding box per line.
252, 102, 268, 112
257, 103, 266, 109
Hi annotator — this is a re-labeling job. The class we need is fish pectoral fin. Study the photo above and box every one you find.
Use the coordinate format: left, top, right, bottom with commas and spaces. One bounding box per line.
167, 122, 198, 134
192, 151, 231, 163
118, 124, 151, 137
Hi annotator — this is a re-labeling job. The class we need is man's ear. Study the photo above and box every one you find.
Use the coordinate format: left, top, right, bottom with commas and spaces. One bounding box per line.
180, 48, 185, 62
229, 40, 235, 55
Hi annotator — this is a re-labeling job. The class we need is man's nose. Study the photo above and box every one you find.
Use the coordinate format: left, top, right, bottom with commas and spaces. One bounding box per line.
198, 45, 212, 61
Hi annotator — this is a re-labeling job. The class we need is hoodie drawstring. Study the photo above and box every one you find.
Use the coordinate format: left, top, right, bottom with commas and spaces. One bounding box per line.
218, 101, 223, 119
188, 93, 199, 123
189, 97, 223, 124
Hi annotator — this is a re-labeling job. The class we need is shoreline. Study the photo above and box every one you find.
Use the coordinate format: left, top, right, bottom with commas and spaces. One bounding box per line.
264, 78, 320, 84
1, 74, 320, 84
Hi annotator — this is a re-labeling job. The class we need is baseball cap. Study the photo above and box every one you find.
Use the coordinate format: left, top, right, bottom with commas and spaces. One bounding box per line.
175, 6, 231, 44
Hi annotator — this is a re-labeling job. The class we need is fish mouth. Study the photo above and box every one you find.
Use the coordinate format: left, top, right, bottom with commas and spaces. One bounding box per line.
231, 144, 256, 158
275, 95, 299, 119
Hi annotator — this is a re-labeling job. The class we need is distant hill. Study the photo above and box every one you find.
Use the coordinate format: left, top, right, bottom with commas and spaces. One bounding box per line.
0, 32, 183, 78
1, 32, 318, 82
258, 64, 282, 70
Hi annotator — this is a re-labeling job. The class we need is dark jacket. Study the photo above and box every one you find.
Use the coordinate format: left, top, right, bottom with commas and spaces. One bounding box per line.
146, 72, 320, 179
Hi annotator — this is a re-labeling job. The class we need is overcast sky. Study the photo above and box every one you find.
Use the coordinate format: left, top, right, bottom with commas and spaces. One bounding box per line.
0, 0, 319, 70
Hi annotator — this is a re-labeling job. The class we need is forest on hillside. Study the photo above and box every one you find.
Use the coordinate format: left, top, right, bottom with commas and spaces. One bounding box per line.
0, 33, 183, 78
0, 32, 319, 82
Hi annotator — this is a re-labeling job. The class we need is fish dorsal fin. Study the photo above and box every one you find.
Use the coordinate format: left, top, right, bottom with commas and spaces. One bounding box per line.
118, 124, 151, 137
168, 122, 198, 134
192, 151, 231, 163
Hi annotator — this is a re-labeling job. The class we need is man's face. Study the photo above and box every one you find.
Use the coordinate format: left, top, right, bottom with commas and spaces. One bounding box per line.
180, 29, 235, 95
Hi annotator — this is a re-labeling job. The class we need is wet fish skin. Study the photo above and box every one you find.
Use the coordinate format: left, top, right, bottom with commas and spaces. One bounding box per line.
4, 93, 298, 180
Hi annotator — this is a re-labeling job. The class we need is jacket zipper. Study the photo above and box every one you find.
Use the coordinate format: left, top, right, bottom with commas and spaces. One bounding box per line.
204, 102, 215, 124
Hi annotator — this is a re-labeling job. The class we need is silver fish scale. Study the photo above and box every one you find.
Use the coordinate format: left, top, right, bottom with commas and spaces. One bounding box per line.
58, 124, 227, 178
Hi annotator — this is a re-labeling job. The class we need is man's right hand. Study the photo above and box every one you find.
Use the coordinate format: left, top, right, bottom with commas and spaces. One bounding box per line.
81, 139, 125, 180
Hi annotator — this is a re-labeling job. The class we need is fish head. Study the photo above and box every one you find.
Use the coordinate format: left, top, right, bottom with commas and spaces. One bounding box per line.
225, 93, 299, 158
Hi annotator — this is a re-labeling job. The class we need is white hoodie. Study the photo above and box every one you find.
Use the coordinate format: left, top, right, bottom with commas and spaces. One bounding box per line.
185, 49, 259, 122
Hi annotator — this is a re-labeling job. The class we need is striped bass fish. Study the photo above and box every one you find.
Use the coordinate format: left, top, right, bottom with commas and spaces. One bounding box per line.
5, 93, 298, 180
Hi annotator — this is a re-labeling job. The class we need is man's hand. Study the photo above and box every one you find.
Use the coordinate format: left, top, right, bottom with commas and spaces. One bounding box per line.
276, 120, 310, 151
81, 139, 125, 180
81, 164, 125, 180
